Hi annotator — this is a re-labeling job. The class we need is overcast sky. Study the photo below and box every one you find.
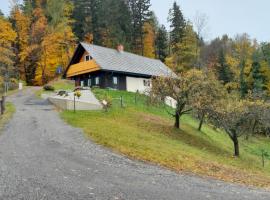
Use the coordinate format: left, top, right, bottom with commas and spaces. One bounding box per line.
1, 0, 269, 42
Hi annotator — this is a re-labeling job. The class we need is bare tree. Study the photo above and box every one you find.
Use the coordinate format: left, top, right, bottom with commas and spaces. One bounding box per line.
193, 11, 209, 69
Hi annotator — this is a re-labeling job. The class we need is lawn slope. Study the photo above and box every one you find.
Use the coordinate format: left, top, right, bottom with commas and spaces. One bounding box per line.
61, 88, 270, 188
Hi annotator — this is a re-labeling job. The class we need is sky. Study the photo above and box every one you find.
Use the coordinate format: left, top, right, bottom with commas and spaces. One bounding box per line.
1, 0, 269, 42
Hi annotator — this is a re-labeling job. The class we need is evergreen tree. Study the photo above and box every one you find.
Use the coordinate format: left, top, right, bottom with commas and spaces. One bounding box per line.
168, 1, 185, 53
155, 25, 168, 62
251, 60, 264, 94
217, 49, 232, 84
239, 60, 248, 98
128, 0, 151, 55
0, 9, 4, 17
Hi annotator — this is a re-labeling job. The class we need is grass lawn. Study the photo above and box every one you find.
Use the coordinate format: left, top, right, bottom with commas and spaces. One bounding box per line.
0, 103, 15, 130
36, 79, 75, 97
61, 88, 270, 188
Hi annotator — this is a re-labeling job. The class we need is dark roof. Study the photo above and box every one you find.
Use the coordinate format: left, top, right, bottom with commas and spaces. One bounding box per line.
78, 42, 176, 77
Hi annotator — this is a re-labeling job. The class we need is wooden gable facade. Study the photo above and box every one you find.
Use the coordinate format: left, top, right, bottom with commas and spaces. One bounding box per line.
65, 45, 132, 90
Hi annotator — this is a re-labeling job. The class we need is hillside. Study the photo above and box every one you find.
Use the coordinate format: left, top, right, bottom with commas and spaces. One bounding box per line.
60, 88, 270, 188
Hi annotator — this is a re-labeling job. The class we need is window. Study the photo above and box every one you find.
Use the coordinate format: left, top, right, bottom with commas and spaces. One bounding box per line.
95, 77, 100, 85
85, 55, 92, 61
143, 79, 151, 87
80, 81, 84, 87
88, 79, 92, 87
113, 76, 118, 85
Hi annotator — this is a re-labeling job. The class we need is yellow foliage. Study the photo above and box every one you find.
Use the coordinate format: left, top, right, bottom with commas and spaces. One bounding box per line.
0, 16, 17, 67
143, 22, 155, 58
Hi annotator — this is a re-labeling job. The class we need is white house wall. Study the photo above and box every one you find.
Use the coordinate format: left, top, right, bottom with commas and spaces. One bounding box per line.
126, 77, 151, 93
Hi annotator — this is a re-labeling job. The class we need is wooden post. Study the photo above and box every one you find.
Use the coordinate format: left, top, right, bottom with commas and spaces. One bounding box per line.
120, 96, 123, 108
1, 96, 5, 115
262, 150, 265, 168
73, 94, 76, 113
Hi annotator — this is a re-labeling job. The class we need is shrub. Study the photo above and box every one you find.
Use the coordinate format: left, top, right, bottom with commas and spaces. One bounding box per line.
57, 90, 69, 97
43, 85, 55, 91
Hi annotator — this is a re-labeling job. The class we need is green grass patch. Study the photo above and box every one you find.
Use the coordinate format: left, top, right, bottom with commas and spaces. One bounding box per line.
0, 103, 15, 130
61, 88, 270, 187
36, 79, 75, 97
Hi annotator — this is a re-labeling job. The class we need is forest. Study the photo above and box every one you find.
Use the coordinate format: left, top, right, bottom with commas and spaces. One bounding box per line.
1, 0, 270, 156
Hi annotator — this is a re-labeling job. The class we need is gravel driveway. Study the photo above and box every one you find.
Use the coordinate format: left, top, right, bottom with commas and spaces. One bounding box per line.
0, 88, 269, 200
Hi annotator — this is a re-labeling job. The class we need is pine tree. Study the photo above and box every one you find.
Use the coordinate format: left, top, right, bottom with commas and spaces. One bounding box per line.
155, 25, 168, 62
217, 49, 232, 84
166, 23, 197, 73
251, 60, 264, 94
239, 60, 248, 98
168, 1, 185, 53
128, 0, 151, 55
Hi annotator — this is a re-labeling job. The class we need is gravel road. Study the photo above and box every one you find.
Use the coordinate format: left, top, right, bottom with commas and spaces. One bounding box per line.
0, 88, 269, 200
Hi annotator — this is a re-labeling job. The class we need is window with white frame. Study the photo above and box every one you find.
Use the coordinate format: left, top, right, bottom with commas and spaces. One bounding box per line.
113, 76, 118, 85
143, 79, 151, 87
95, 77, 100, 85
88, 79, 91, 87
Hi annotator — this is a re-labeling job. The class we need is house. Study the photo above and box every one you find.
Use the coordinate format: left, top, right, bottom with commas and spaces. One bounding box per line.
64, 42, 175, 93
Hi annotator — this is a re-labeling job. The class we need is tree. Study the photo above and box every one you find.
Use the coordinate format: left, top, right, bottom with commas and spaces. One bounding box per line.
151, 69, 204, 129
128, 0, 151, 55
216, 49, 233, 85
209, 99, 251, 157
190, 73, 226, 131
193, 11, 208, 68
239, 60, 248, 98
0, 16, 17, 85
155, 25, 168, 62
168, 1, 185, 53
166, 23, 197, 73
10, 5, 31, 81
143, 22, 155, 58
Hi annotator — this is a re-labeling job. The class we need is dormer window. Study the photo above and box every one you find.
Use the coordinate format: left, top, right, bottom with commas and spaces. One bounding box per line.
85, 55, 92, 61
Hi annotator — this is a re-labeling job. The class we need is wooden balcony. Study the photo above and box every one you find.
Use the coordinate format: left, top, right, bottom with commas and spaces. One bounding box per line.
66, 60, 101, 78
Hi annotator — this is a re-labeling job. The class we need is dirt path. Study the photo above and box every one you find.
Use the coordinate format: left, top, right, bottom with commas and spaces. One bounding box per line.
0, 88, 269, 200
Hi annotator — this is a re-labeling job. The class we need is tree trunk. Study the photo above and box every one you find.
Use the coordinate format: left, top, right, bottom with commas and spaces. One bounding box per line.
232, 132, 240, 157
174, 112, 180, 129
198, 113, 205, 131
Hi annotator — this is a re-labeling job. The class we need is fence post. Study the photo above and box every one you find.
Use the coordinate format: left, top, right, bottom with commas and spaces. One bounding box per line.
73, 94, 76, 113
120, 96, 123, 108
1, 96, 5, 115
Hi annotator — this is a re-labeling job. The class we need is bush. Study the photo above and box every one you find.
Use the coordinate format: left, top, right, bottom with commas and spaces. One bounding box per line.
43, 85, 55, 91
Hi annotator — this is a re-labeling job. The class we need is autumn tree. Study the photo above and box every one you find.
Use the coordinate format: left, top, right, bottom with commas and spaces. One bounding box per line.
143, 22, 155, 58
0, 16, 17, 85
190, 73, 226, 131
151, 69, 205, 129
34, 0, 75, 85
209, 99, 251, 157
166, 23, 197, 73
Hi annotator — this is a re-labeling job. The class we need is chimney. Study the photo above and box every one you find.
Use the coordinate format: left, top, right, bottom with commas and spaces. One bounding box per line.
117, 44, 124, 53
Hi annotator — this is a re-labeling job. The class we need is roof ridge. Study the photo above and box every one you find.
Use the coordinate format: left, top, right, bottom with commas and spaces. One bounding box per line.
80, 42, 164, 63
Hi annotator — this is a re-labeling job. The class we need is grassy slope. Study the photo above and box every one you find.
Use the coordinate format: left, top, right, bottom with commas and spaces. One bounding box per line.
61, 88, 270, 187
36, 79, 75, 97
0, 103, 15, 130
